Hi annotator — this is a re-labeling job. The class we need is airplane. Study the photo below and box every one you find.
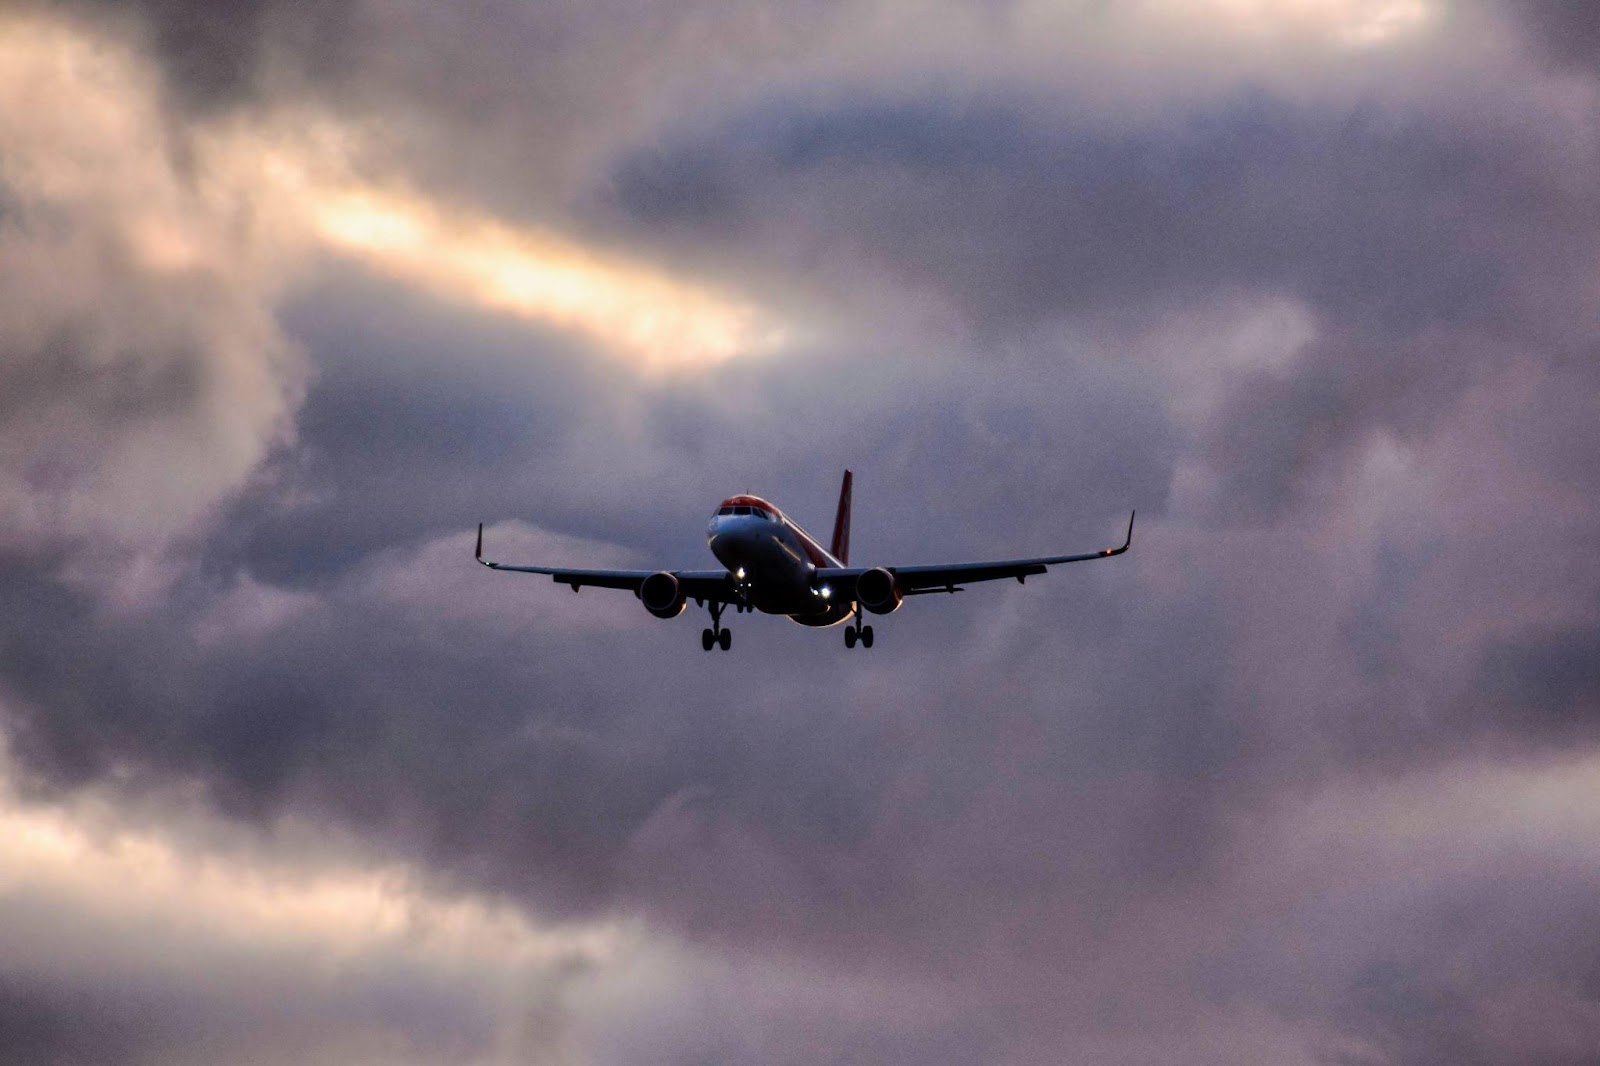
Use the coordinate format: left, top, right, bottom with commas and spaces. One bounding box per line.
475, 471, 1133, 651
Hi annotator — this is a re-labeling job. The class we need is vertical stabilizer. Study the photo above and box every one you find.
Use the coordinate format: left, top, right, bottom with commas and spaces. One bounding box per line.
830, 469, 853, 565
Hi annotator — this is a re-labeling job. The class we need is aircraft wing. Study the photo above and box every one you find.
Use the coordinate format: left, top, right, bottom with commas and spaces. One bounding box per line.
812, 512, 1134, 595
475, 525, 737, 601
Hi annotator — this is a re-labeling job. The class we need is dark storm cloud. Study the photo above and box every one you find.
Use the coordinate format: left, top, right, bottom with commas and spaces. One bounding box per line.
600, 84, 1600, 525
56, 0, 357, 108
9, 2, 1600, 1063
209, 271, 610, 584
1, 552, 892, 915
1480, 625, 1600, 730
602, 91, 1536, 331
0, 976, 129, 1066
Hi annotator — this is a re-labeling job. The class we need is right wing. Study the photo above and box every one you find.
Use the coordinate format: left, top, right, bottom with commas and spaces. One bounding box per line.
810, 512, 1135, 596
474, 524, 737, 602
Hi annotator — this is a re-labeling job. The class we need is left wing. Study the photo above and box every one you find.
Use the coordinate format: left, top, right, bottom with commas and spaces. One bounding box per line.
475, 524, 737, 603
812, 511, 1134, 595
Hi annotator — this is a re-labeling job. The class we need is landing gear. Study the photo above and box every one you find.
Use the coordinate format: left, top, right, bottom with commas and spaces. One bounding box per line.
702, 601, 732, 652
844, 607, 874, 649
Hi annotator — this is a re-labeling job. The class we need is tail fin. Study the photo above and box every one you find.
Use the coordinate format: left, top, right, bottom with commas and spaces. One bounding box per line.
830, 469, 852, 565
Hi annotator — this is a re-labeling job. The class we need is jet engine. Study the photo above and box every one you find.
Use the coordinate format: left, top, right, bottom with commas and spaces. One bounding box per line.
856, 567, 902, 615
640, 571, 686, 618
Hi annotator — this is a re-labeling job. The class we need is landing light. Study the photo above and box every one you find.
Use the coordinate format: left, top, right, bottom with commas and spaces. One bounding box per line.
736, 568, 746, 580
820, 586, 831, 599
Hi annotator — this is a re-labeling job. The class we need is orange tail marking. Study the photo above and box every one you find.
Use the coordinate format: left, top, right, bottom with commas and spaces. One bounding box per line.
830, 469, 853, 565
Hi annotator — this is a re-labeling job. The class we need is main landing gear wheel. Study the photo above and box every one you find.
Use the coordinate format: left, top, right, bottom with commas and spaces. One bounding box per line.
861, 625, 874, 648
702, 601, 731, 651
845, 627, 857, 648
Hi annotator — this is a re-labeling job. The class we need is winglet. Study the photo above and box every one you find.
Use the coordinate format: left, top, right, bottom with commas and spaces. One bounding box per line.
1104, 510, 1135, 556
475, 523, 493, 568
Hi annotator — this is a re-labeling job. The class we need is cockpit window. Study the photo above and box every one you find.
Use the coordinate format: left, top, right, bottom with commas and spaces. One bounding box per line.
735, 506, 752, 515
716, 506, 732, 516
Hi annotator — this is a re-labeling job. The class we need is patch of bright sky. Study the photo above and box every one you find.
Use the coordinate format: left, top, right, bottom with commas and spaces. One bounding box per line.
1147, 0, 1435, 46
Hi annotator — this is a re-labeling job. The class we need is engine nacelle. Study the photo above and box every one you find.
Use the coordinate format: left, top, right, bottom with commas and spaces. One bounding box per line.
856, 567, 903, 615
640, 571, 686, 619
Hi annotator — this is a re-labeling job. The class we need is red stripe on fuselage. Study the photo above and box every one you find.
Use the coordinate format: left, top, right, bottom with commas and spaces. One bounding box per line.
719, 494, 778, 511
788, 520, 839, 568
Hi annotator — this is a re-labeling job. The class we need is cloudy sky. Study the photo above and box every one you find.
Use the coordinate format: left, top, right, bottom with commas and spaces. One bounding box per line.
2, 0, 1599, 1062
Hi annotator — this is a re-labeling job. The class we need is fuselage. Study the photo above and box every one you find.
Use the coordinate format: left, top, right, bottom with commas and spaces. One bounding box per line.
705, 495, 854, 626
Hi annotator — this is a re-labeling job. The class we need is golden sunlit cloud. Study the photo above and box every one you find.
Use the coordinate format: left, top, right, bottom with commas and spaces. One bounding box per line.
270, 161, 785, 374
0, 758, 620, 967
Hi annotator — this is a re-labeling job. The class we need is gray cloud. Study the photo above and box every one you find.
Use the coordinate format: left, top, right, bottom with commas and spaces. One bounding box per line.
1498, 0, 1600, 73
1480, 624, 1600, 733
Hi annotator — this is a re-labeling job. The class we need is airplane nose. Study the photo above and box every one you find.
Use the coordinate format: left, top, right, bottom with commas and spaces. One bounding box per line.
707, 516, 746, 555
